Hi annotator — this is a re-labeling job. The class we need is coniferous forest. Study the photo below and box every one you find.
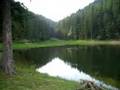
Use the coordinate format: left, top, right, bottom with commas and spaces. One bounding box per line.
0, 1, 56, 42
0, 0, 120, 90
0, 0, 120, 41
57, 0, 120, 40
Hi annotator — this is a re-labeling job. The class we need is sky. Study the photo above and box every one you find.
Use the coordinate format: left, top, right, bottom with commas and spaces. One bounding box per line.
15, 0, 94, 21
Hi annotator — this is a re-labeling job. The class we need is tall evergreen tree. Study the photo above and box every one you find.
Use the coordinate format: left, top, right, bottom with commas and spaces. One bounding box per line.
0, 0, 15, 75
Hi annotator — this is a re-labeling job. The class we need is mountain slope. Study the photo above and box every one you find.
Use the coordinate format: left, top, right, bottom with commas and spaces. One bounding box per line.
57, 0, 120, 40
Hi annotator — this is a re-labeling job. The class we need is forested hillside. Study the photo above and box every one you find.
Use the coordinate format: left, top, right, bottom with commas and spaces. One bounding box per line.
57, 0, 120, 40
1, 0, 120, 41
0, 1, 56, 42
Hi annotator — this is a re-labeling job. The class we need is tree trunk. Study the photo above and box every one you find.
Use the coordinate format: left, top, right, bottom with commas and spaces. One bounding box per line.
1, 0, 15, 75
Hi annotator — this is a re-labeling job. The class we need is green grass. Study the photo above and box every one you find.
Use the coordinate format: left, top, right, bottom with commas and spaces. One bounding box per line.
1, 40, 120, 49
0, 40, 112, 90
0, 63, 79, 90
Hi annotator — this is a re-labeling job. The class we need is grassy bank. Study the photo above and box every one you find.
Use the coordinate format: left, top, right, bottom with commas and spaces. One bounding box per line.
0, 40, 113, 90
0, 63, 109, 90
0, 63, 79, 90
0, 40, 120, 49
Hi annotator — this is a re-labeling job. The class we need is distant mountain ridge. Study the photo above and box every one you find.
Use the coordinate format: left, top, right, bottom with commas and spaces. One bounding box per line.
0, 1, 56, 41
56, 0, 120, 40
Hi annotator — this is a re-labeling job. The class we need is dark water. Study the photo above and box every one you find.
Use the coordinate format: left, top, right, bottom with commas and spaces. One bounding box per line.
13, 45, 120, 89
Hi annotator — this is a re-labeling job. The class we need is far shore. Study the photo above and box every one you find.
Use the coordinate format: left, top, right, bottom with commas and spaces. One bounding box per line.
0, 40, 120, 49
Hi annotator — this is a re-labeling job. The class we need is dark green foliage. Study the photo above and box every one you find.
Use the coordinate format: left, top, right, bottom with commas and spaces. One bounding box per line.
0, 2, 3, 42
0, 1, 56, 42
1, 0, 120, 41
57, 0, 120, 40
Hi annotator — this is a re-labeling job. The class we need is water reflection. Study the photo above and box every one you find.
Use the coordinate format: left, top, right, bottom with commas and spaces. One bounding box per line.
36, 57, 94, 81
13, 46, 120, 89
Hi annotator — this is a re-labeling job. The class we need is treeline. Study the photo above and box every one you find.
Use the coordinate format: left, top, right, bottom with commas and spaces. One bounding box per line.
1, 0, 120, 41
56, 0, 120, 40
0, 1, 56, 42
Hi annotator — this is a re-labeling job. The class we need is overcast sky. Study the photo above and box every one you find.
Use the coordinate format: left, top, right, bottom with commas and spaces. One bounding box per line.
15, 0, 94, 21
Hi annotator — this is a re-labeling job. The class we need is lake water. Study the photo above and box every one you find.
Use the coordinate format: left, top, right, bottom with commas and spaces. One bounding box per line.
13, 45, 120, 89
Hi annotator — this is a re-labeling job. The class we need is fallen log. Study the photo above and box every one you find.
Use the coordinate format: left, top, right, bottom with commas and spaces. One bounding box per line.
77, 80, 103, 90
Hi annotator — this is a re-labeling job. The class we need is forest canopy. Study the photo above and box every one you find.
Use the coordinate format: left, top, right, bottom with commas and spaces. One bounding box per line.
56, 0, 120, 40
0, 1, 56, 42
0, 0, 120, 41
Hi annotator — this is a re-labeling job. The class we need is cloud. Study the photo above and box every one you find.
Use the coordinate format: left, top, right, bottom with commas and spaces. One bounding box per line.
15, 0, 94, 21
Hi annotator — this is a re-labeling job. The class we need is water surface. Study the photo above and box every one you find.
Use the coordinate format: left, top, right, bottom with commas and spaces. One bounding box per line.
13, 45, 120, 89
